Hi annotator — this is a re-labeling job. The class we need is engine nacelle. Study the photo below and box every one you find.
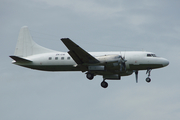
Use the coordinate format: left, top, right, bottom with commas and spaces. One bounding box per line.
96, 54, 121, 63
88, 66, 105, 71
103, 74, 121, 80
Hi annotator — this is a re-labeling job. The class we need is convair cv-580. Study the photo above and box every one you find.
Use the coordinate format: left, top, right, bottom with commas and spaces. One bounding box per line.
10, 26, 169, 88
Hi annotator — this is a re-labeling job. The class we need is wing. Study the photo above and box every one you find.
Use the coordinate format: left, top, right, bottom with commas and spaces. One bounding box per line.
61, 38, 99, 65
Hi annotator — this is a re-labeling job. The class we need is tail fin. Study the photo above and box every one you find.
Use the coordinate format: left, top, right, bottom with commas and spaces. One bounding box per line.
14, 26, 56, 57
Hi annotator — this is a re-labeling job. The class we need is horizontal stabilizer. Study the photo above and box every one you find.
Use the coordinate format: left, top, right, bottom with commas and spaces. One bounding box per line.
9, 56, 32, 63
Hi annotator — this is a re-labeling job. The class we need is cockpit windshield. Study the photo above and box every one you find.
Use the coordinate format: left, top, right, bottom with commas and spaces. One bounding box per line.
147, 54, 157, 57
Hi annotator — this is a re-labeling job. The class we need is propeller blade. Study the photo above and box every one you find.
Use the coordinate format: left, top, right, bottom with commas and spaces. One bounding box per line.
135, 71, 138, 83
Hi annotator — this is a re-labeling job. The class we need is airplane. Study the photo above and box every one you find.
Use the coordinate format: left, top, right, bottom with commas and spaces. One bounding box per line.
10, 26, 169, 88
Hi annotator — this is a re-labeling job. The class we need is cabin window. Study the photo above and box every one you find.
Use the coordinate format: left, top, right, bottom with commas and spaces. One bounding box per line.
55, 57, 58, 60
49, 57, 52, 60
67, 57, 71, 60
61, 57, 64, 60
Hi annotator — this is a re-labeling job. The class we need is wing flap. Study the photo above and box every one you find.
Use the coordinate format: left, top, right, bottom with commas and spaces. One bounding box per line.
61, 38, 99, 64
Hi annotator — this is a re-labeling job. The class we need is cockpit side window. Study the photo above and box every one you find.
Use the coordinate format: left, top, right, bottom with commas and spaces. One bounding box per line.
147, 54, 152, 57
152, 54, 156, 57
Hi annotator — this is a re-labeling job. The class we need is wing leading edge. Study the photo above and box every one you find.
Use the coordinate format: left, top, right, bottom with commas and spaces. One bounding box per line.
61, 38, 99, 65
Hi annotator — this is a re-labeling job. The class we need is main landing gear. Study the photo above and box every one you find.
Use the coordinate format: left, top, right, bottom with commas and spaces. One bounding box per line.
146, 69, 152, 83
86, 73, 94, 80
101, 80, 108, 88
86, 72, 108, 88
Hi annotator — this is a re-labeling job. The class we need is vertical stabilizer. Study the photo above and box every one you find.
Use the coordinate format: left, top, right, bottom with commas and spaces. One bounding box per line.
14, 26, 56, 57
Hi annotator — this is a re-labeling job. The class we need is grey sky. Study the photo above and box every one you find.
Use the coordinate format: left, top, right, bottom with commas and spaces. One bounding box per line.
0, 0, 180, 120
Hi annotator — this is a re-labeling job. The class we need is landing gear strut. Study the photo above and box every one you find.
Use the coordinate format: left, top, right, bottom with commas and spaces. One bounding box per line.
146, 69, 152, 83
101, 79, 108, 88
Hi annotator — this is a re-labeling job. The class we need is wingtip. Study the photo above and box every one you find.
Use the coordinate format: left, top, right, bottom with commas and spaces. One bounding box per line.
61, 38, 70, 40
61, 38, 72, 43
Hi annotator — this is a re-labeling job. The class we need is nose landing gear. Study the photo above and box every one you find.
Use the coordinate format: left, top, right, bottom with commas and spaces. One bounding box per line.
146, 69, 152, 83
146, 77, 151, 82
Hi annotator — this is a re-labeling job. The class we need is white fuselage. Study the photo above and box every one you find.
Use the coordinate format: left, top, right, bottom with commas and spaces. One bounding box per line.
13, 51, 169, 76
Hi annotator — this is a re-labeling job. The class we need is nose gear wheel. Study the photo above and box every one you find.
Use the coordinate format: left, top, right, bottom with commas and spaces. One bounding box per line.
146, 77, 151, 83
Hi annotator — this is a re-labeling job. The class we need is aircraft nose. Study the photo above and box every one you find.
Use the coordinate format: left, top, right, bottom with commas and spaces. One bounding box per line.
162, 58, 169, 67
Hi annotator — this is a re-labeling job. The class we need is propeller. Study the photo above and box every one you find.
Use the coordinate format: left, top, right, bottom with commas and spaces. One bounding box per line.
119, 56, 127, 71
135, 70, 138, 83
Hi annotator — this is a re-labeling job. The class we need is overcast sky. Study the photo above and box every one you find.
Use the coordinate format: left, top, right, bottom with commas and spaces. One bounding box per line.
1, 0, 180, 120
